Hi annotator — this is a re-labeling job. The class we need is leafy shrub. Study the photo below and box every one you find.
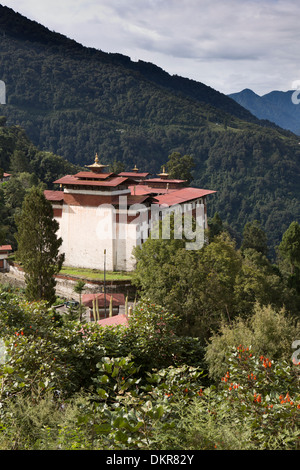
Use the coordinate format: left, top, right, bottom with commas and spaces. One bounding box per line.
205, 303, 300, 381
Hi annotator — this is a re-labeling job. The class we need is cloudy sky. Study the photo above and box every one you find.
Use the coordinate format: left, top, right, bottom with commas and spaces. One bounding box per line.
2, 0, 300, 95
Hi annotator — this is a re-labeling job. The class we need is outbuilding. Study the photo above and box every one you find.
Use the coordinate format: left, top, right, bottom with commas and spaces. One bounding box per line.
0, 245, 12, 272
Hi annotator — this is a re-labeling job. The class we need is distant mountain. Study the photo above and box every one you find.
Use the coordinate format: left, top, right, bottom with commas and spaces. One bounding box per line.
0, 4, 299, 254
229, 88, 300, 135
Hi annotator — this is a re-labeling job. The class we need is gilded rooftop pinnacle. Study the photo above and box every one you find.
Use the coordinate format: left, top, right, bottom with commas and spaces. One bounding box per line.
85, 153, 109, 173
157, 166, 169, 178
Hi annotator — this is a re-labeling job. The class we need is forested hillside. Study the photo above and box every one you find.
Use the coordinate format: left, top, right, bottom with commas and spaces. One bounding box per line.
0, 118, 80, 247
0, 5, 299, 253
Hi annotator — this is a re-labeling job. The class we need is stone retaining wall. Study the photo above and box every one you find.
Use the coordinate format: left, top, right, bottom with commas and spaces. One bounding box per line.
0, 262, 137, 301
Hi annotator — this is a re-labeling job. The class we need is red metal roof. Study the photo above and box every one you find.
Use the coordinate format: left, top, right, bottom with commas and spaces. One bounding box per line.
0, 245, 12, 252
44, 190, 64, 202
53, 175, 131, 187
118, 172, 149, 178
44, 186, 214, 208
129, 184, 154, 195
97, 314, 129, 327
129, 184, 176, 195
74, 171, 114, 179
111, 194, 154, 205
82, 293, 125, 308
129, 185, 216, 204
154, 187, 216, 206
146, 178, 186, 184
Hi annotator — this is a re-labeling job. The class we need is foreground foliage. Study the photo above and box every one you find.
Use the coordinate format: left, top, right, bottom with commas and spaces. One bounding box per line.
133, 227, 300, 340
0, 288, 299, 450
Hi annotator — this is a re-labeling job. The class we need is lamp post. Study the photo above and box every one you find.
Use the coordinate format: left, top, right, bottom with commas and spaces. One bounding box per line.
104, 249, 107, 318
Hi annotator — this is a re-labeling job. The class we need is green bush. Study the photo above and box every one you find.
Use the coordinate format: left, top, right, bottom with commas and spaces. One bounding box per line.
205, 303, 300, 381
0, 286, 299, 450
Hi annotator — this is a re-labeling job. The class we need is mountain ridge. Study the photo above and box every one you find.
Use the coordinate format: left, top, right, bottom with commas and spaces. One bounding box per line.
229, 88, 300, 135
0, 4, 299, 254
0, 4, 284, 133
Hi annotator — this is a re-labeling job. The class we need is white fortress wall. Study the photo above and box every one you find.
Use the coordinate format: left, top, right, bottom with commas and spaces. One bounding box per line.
57, 203, 115, 270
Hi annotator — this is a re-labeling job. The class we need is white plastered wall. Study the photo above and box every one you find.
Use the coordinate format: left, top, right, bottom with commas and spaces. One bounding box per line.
54, 203, 140, 272
56, 204, 115, 271
0, 253, 9, 271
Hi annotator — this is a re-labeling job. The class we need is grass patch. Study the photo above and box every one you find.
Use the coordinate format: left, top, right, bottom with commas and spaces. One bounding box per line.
59, 266, 133, 281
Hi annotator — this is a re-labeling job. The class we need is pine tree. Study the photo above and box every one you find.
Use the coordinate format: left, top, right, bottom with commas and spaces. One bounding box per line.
15, 187, 65, 304
165, 152, 195, 186
73, 280, 86, 322
241, 220, 268, 257
279, 221, 300, 273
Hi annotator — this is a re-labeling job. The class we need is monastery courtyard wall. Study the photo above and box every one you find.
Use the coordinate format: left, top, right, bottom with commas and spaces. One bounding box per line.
0, 263, 136, 301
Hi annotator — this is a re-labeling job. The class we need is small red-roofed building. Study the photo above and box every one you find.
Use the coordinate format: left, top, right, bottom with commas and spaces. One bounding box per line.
0, 172, 11, 183
0, 245, 12, 272
82, 292, 125, 320
97, 313, 129, 328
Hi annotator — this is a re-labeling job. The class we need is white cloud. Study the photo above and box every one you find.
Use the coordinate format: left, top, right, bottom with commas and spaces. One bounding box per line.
2, 0, 300, 94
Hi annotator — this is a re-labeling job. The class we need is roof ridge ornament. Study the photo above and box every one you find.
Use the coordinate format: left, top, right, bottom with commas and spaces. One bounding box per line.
85, 153, 109, 173
157, 166, 169, 178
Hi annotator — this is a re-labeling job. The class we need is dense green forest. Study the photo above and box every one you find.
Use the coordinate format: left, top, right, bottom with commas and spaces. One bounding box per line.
0, 5, 299, 254
0, 118, 80, 248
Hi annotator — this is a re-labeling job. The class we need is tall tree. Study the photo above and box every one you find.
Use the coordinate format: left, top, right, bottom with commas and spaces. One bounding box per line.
165, 152, 195, 186
208, 212, 224, 241
241, 220, 268, 257
133, 231, 243, 339
73, 280, 86, 322
15, 187, 65, 304
278, 221, 300, 295
278, 221, 300, 273
0, 187, 9, 245
110, 159, 125, 174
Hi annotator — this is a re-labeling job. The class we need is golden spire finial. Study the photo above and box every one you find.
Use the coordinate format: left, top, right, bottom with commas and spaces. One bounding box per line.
157, 166, 169, 178
85, 152, 109, 173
